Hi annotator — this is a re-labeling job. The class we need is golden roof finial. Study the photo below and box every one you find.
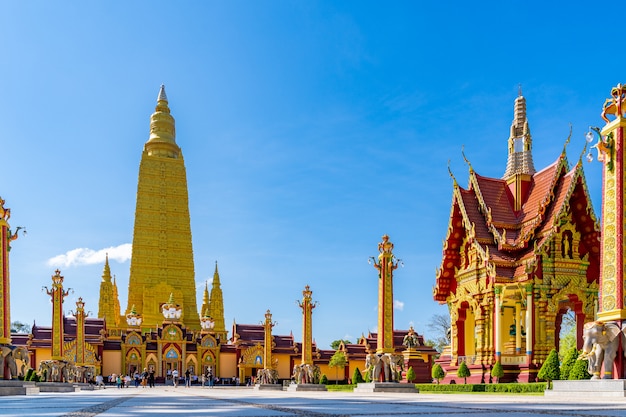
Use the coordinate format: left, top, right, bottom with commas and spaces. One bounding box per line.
147, 84, 178, 157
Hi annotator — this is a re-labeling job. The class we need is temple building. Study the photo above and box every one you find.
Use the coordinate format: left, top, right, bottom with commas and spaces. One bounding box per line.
1, 86, 438, 385
433, 92, 601, 383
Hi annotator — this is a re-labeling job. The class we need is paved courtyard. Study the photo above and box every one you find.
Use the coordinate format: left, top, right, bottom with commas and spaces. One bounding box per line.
2, 386, 626, 417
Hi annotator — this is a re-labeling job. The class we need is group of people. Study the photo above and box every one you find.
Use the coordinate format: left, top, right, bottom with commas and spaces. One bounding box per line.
97, 367, 225, 388
102, 368, 156, 389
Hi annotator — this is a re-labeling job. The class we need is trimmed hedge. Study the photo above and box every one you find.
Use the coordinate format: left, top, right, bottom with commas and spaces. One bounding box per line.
415, 382, 546, 393
326, 384, 356, 392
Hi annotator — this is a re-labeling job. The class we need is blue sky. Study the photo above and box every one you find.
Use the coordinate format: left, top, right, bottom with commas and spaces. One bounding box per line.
1, 1, 622, 349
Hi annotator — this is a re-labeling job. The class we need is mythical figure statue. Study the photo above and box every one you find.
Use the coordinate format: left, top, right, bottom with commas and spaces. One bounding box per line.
402, 326, 420, 349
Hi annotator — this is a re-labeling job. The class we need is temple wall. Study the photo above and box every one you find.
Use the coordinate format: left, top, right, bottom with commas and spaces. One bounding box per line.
102, 350, 122, 377
218, 352, 236, 378
274, 353, 293, 379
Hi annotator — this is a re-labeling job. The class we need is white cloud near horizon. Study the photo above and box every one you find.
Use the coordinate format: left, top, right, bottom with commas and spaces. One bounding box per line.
394, 300, 404, 311
47, 243, 132, 267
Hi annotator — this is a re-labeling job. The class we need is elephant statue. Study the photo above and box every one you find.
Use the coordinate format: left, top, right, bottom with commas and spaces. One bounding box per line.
256, 368, 278, 384
0, 345, 18, 379
364, 353, 378, 381
374, 354, 392, 382
389, 354, 404, 382
581, 321, 625, 379
12, 346, 30, 377
298, 364, 319, 384
292, 364, 302, 383
366, 353, 393, 382
39, 359, 70, 382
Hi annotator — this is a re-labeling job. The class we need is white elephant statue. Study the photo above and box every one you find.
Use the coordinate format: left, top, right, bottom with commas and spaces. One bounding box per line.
0, 345, 18, 379
39, 359, 70, 382
12, 346, 30, 377
256, 368, 278, 384
581, 321, 625, 379
292, 364, 302, 383
389, 354, 404, 382
292, 364, 319, 384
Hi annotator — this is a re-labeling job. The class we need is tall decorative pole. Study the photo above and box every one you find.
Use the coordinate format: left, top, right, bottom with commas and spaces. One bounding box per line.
369, 235, 402, 354
0, 198, 24, 347
262, 309, 276, 370
72, 297, 89, 366
45, 270, 71, 360
586, 83, 626, 378
298, 285, 317, 365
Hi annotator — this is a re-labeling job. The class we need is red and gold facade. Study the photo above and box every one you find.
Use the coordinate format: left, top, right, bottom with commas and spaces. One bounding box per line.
434, 92, 600, 383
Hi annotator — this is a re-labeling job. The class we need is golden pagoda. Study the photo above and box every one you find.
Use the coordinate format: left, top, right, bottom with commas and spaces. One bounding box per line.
97, 254, 121, 328
126, 85, 200, 330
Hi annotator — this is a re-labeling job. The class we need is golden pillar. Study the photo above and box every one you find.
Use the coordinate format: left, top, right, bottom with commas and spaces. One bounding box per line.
298, 285, 317, 365
370, 235, 401, 354
0, 198, 24, 346
73, 297, 88, 366
45, 270, 71, 360
262, 309, 275, 369
588, 84, 626, 322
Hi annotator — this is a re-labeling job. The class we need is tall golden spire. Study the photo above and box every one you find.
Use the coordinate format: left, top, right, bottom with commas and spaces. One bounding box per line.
98, 254, 120, 327
209, 262, 226, 338
201, 280, 210, 317
503, 91, 535, 211
126, 85, 200, 329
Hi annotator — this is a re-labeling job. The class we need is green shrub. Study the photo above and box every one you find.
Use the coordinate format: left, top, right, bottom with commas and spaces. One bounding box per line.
457, 361, 471, 384
431, 363, 445, 384
537, 349, 560, 389
415, 382, 546, 393
569, 358, 591, 380
326, 384, 355, 391
406, 366, 416, 383
560, 347, 578, 380
352, 367, 365, 384
491, 361, 504, 383
319, 374, 328, 385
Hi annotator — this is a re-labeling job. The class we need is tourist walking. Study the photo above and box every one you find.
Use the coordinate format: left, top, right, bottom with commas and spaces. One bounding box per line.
185, 369, 191, 387
148, 369, 155, 388
172, 368, 179, 387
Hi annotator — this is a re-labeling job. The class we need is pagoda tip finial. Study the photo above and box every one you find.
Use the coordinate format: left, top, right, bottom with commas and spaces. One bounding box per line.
518, 83, 522, 97
158, 84, 168, 102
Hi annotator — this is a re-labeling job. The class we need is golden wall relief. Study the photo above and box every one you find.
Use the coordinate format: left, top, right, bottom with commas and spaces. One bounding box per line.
601, 175, 617, 312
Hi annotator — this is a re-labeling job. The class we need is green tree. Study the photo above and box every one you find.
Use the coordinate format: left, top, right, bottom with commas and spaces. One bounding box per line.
537, 348, 560, 389
457, 361, 471, 384
329, 351, 347, 384
330, 339, 351, 350
558, 309, 576, 355
319, 374, 328, 385
352, 367, 364, 384
560, 347, 578, 380
569, 358, 591, 380
491, 361, 504, 384
426, 314, 451, 353
431, 363, 445, 384
406, 366, 416, 383
10, 321, 31, 333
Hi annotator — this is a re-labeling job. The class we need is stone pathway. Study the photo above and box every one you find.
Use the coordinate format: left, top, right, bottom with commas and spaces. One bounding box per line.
1, 386, 626, 417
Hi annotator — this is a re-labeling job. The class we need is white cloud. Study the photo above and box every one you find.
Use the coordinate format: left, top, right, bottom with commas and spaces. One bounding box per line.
394, 299, 404, 311
47, 243, 132, 267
